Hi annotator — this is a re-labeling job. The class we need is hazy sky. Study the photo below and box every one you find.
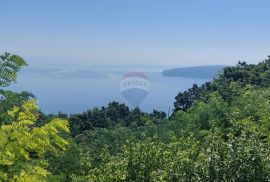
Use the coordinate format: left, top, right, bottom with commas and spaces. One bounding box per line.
1, 0, 270, 67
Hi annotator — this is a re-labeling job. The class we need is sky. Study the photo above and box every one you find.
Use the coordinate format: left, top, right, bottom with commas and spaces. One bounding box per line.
1, 0, 270, 67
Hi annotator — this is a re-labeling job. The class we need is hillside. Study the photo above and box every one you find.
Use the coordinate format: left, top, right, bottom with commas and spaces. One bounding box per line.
162, 65, 225, 78
2, 53, 270, 181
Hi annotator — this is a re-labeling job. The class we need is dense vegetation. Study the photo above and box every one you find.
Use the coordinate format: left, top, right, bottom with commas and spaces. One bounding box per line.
1, 52, 270, 181
0, 53, 69, 181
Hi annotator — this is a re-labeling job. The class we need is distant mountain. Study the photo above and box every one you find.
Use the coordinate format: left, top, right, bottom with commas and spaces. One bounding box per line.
20, 68, 107, 79
162, 65, 225, 79
19, 64, 168, 79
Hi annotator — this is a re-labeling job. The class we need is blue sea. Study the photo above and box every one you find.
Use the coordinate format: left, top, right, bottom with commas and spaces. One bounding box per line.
8, 65, 210, 114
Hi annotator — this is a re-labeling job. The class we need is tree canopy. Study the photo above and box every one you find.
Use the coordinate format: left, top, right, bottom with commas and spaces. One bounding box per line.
2, 52, 270, 181
0, 52, 27, 87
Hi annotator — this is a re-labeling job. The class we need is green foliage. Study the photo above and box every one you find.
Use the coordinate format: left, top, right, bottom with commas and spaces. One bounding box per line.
0, 52, 27, 87
68, 102, 153, 136
0, 101, 69, 181
174, 56, 270, 113
0, 90, 35, 125
87, 88, 270, 181
48, 143, 91, 181
69, 101, 129, 136
3, 52, 270, 181
150, 110, 166, 120
0, 52, 34, 126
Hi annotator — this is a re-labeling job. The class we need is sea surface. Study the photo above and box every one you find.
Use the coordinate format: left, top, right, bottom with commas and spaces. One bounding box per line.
8, 65, 210, 114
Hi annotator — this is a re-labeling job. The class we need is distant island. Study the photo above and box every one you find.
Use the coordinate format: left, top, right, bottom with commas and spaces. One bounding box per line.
162, 65, 225, 79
